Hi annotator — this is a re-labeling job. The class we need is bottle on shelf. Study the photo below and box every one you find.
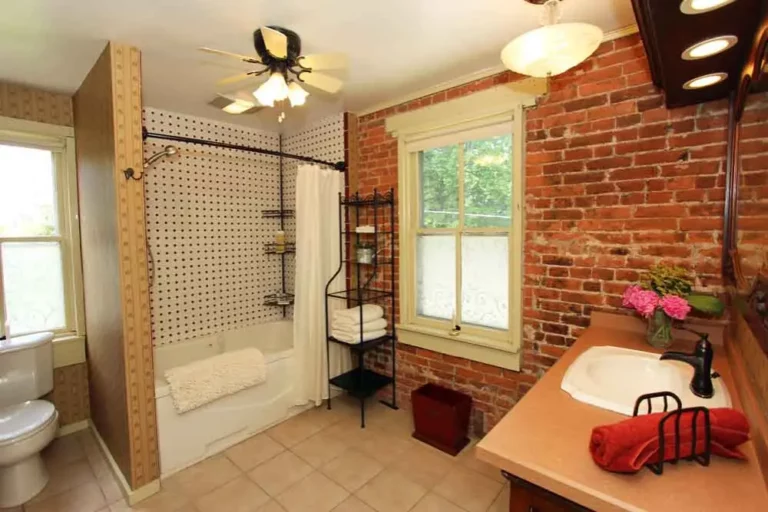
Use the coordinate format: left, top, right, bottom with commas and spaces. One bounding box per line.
275, 230, 285, 254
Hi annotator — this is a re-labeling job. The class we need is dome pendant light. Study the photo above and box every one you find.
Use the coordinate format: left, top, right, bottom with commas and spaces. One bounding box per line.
501, 0, 604, 78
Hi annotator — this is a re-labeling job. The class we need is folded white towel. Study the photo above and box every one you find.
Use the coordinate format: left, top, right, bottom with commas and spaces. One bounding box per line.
332, 317, 387, 332
331, 329, 388, 344
165, 348, 266, 414
333, 304, 384, 323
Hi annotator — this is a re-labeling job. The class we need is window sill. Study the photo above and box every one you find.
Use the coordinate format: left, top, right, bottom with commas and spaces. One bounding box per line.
396, 323, 521, 371
53, 334, 86, 368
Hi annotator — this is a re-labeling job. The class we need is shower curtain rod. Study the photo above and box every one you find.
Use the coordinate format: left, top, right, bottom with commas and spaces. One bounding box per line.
142, 127, 346, 171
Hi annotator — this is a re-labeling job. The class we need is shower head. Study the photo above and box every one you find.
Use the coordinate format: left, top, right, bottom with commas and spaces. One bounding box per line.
144, 145, 178, 168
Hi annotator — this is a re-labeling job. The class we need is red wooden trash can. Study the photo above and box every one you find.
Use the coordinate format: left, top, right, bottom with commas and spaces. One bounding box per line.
411, 383, 472, 456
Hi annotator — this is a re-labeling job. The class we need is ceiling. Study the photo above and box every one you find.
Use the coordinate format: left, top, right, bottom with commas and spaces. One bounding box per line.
0, 0, 636, 131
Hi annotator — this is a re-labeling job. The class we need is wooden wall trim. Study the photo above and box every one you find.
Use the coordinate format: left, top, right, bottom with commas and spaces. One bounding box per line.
727, 310, 768, 487
110, 43, 159, 488
723, 93, 741, 286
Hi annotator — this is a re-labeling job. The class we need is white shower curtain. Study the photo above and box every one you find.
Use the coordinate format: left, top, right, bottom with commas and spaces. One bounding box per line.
293, 165, 351, 406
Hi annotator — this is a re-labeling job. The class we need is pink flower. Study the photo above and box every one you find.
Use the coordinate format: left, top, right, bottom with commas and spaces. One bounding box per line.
660, 295, 691, 321
622, 285, 641, 308
631, 290, 660, 318
623, 285, 660, 318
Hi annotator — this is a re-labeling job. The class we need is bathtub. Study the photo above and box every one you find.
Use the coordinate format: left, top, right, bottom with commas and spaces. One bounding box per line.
154, 320, 308, 476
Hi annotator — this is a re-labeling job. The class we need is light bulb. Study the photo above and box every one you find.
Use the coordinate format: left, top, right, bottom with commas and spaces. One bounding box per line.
680, 0, 736, 14
253, 85, 275, 107
287, 81, 309, 107
252, 73, 289, 106
501, 23, 604, 77
682, 36, 737, 60
683, 72, 728, 90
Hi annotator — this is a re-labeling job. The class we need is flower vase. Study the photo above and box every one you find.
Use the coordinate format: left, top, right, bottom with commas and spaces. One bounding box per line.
646, 310, 673, 348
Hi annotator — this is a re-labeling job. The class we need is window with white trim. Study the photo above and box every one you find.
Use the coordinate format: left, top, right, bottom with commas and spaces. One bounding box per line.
399, 119, 524, 367
0, 119, 84, 339
388, 82, 543, 370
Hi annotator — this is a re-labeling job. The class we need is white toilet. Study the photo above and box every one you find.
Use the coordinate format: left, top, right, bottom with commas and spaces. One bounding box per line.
0, 332, 59, 508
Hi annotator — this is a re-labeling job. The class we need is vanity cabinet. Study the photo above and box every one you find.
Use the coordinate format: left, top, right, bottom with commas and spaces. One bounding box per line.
504, 472, 592, 512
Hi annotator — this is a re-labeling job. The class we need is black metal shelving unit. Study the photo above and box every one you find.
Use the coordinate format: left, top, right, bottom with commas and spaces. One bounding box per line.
325, 188, 398, 427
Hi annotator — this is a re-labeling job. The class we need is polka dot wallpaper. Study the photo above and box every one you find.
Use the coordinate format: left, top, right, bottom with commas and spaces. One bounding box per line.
142, 108, 344, 346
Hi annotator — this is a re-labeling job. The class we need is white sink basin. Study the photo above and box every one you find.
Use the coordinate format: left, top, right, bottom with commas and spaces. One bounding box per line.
561, 346, 731, 416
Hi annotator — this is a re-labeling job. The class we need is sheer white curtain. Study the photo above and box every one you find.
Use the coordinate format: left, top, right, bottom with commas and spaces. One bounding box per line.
293, 165, 351, 406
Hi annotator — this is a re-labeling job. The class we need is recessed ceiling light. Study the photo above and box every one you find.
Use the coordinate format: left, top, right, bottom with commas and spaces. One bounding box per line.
683, 72, 729, 89
680, 0, 737, 15
682, 35, 738, 60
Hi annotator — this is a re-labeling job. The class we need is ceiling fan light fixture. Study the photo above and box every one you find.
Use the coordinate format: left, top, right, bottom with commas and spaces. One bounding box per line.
683, 72, 728, 89
253, 72, 289, 106
680, 0, 736, 15
681, 35, 738, 60
501, 0, 603, 78
287, 81, 309, 107
222, 98, 258, 114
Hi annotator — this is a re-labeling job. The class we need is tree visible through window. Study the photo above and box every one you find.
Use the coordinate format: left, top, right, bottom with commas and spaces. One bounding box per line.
420, 135, 512, 229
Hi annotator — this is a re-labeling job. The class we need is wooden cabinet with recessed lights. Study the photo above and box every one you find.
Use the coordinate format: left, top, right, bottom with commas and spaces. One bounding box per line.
504, 472, 591, 512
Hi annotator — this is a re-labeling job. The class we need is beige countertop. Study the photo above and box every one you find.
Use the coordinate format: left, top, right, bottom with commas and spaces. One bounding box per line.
476, 313, 768, 512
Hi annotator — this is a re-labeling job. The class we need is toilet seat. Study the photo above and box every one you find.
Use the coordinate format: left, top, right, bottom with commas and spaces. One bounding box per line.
0, 401, 57, 447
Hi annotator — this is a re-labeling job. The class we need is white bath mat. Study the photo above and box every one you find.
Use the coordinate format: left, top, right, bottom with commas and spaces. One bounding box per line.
164, 348, 266, 413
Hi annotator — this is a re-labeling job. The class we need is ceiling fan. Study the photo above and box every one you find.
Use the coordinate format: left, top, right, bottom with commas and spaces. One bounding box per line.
200, 26, 348, 114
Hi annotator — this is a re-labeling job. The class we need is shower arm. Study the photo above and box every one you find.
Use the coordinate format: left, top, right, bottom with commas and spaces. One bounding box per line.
123, 146, 178, 181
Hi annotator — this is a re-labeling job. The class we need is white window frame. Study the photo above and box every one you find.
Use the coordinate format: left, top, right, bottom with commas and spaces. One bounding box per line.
387, 80, 546, 371
0, 117, 86, 350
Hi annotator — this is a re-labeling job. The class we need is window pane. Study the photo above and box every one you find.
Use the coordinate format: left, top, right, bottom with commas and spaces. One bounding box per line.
419, 144, 458, 228
416, 235, 455, 321
461, 235, 508, 330
2, 242, 66, 333
463, 134, 512, 228
0, 144, 58, 236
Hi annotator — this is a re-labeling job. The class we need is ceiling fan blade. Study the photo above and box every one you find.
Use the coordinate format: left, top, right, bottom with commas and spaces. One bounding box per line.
261, 26, 288, 59
216, 73, 257, 86
300, 72, 344, 94
199, 47, 261, 64
213, 94, 264, 115
298, 53, 348, 70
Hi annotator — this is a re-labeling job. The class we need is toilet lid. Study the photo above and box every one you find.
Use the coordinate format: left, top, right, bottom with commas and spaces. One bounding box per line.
0, 400, 57, 445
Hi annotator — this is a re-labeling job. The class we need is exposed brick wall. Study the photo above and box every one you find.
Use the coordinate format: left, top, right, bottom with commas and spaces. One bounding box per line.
355, 33, 768, 434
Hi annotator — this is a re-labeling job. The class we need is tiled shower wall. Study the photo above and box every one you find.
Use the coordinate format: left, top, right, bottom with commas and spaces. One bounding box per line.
282, 113, 346, 297
143, 108, 287, 346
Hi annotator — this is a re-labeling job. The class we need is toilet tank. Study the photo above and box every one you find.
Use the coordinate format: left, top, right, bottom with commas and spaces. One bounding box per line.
0, 332, 54, 409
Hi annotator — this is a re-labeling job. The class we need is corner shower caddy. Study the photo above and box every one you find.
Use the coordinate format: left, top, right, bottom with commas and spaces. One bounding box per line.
325, 188, 398, 428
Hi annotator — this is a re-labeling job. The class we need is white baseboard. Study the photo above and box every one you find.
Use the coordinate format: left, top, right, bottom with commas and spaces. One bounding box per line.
57, 420, 89, 437
88, 421, 161, 505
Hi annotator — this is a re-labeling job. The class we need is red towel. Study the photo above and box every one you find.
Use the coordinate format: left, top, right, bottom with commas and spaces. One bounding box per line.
590, 408, 750, 473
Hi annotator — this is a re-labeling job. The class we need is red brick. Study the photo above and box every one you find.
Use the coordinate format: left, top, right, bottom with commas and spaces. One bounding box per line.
563, 95, 608, 112
578, 77, 628, 97
586, 156, 633, 170
587, 102, 637, 121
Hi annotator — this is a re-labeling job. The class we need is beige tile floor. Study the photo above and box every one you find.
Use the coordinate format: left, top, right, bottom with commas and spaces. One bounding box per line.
6, 396, 509, 512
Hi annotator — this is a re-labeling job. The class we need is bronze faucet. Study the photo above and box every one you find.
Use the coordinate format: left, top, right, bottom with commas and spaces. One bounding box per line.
659, 331, 714, 399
